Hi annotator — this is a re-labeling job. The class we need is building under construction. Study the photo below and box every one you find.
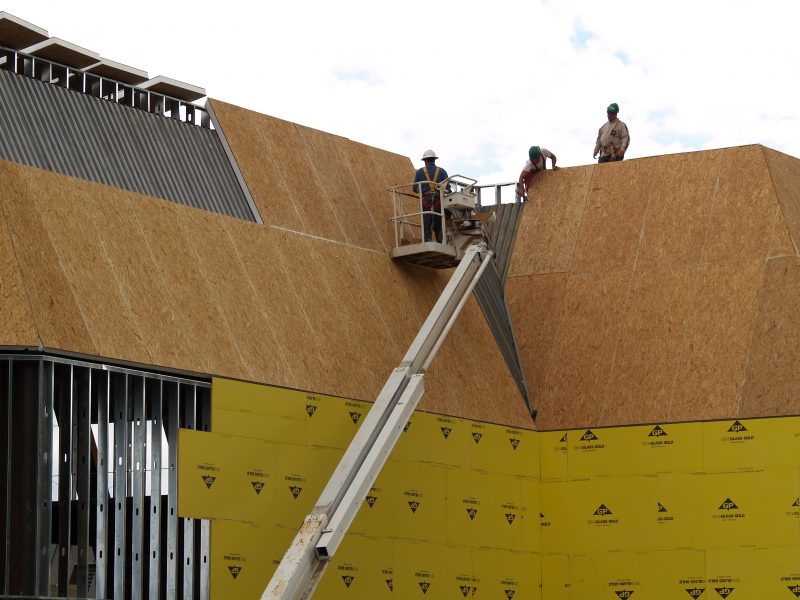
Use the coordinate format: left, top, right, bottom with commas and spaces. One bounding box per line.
2, 10, 800, 600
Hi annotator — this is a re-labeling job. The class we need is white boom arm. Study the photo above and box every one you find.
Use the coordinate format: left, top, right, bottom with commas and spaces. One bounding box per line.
262, 241, 493, 600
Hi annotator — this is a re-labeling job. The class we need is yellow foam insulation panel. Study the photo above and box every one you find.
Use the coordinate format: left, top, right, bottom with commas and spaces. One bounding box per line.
507, 145, 800, 429
178, 378, 800, 599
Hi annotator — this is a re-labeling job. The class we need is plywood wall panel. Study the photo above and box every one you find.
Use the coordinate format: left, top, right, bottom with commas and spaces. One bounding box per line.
506, 273, 568, 407
131, 200, 243, 378
0, 163, 96, 354
740, 257, 800, 417
702, 146, 775, 263
27, 174, 151, 364
86, 186, 191, 370
769, 207, 796, 258
185, 209, 296, 385
208, 100, 302, 231
508, 166, 592, 277
534, 271, 631, 430
266, 120, 344, 241
636, 151, 723, 269
294, 125, 375, 248
226, 223, 314, 391
669, 261, 765, 421
764, 147, 800, 255
598, 267, 695, 426
570, 159, 654, 274
0, 188, 38, 347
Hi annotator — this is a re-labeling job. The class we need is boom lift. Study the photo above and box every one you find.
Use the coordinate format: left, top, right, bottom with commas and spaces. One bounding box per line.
262, 179, 492, 600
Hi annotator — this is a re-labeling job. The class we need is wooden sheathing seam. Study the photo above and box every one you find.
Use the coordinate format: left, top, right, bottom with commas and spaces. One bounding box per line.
666, 164, 722, 420
267, 225, 388, 256
274, 124, 310, 233
735, 259, 771, 416
564, 164, 595, 274
221, 222, 299, 384
341, 155, 390, 255
0, 174, 43, 349
598, 162, 659, 423
763, 145, 800, 258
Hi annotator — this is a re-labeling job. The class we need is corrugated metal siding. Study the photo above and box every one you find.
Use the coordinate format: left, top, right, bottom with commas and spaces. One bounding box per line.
474, 261, 533, 417
473, 202, 533, 416
0, 69, 255, 221
481, 201, 525, 283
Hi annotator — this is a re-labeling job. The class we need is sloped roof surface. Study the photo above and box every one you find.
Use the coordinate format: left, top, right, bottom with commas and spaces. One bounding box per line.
507, 145, 800, 429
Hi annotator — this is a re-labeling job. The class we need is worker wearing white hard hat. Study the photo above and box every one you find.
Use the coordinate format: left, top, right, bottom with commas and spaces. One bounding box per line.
412, 150, 450, 243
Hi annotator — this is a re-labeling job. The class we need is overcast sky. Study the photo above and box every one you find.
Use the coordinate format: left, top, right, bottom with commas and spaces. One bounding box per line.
5, 1, 800, 187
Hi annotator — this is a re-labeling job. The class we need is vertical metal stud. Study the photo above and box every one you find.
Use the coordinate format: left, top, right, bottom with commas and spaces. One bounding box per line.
56, 363, 74, 597
112, 372, 128, 600
131, 376, 145, 600
75, 366, 92, 597
0, 359, 10, 596
165, 381, 180, 600
149, 379, 163, 600
95, 369, 110, 599
35, 360, 53, 597
198, 386, 211, 600
181, 385, 196, 599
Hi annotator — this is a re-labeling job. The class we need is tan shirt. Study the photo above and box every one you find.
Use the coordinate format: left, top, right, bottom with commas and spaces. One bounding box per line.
594, 119, 630, 157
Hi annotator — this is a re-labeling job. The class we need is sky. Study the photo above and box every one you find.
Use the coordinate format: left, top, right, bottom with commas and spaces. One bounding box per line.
4, 0, 800, 190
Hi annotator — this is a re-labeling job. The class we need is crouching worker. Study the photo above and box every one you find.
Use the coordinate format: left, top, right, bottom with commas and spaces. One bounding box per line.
517, 145, 558, 200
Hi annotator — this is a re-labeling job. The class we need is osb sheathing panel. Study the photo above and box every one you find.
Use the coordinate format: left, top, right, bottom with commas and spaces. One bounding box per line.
0, 181, 38, 347
636, 150, 723, 268
507, 166, 593, 277
28, 174, 151, 364
598, 267, 695, 426
210, 99, 415, 254
669, 260, 765, 421
533, 271, 631, 430
702, 146, 776, 263
764, 147, 800, 255
508, 146, 800, 428
740, 257, 800, 417
0, 164, 96, 354
571, 158, 656, 274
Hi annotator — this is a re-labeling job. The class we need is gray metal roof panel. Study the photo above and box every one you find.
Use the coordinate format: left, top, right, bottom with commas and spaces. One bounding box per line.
0, 69, 254, 221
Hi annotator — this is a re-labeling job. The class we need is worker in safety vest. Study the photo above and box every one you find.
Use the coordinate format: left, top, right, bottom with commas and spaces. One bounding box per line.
516, 146, 558, 200
593, 102, 630, 162
412, 149, 450, 243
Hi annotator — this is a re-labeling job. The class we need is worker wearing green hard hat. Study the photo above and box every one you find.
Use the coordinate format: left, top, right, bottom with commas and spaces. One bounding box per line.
517, 145, 558, 200
594, 102, 629, 163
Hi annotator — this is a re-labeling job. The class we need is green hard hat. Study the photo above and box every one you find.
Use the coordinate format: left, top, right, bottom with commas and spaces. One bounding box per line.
528, 146, 541, 160
607, 103, 620, 113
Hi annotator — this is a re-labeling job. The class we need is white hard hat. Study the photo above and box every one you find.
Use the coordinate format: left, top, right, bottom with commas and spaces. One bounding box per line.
422, 149, 438, 160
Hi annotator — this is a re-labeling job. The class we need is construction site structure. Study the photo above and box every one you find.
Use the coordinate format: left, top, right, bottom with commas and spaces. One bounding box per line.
264, 205, 495, 598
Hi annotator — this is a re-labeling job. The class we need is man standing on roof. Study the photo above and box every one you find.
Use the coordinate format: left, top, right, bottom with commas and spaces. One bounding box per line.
593, 103, 630, 163
413, 149, 450, 243
517, 146, 558, 200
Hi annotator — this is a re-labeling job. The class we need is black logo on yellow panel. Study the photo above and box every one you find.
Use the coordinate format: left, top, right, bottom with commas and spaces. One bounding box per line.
505, 590, 516, 599
305, 405, 317, 417
615, 591, 634, 599
685, 589, 704, 598
788, 584, 800, 597
349, 411, 362, 424
505, 513, 516, 524
581, 430, 598, 441
472, 432, 482, 443
385, 579, 393, 591
251, 481, 265, 495
793, 498, 800, 507
509, 438, 520, 450
727, 421, 747, 433
201, 475, 216, 489
228, 565, 242, 579
418, 581, 431, 594
408, 501, 420, 513
459, 584, 478, 597
441, 427, 452, 439
559, 433, 568, 443
649, 425, 667, 437
719, 498, 738, 511
289, 486, 302, 499
466, 508, 478, 520
342, 575, 355, 588
594, 504, 613, 516
365, 495, 377, 508
714, 587, 734, 598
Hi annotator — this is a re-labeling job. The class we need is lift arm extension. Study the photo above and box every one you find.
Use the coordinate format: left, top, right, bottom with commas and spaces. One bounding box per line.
262, 242, 493, 600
